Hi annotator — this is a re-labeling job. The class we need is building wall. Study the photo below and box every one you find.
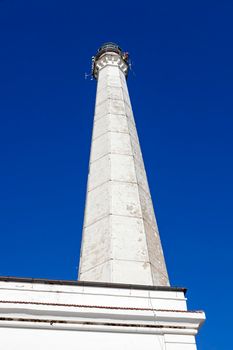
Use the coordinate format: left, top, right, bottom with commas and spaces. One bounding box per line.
0, 278, 204, 349
0, 328, 197, 350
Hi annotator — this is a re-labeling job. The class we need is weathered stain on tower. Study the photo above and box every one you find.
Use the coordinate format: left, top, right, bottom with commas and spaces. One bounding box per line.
78, 43, 169, 286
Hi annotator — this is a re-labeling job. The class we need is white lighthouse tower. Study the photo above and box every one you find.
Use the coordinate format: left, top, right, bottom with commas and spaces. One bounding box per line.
79, 43, 169, 286
0, 43, 205, 350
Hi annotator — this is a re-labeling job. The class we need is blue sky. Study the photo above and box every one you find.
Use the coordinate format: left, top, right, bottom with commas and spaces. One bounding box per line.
0, 0, 232, 348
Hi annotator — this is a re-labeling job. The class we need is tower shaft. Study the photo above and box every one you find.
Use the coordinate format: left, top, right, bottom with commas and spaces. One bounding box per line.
79, 44, 169, 286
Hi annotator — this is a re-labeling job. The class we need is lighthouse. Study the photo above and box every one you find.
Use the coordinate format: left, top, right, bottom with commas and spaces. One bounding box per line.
79, 43, 169, 286
0, 43, 205, 350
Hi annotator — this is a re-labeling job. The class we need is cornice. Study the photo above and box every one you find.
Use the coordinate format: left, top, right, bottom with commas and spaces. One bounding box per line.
0, 300, 205, 335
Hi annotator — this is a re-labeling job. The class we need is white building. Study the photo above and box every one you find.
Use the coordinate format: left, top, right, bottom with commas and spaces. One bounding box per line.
0, 43, 205, 349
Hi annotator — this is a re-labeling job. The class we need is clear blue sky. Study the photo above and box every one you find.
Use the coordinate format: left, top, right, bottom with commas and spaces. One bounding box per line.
0, 0, 232, 348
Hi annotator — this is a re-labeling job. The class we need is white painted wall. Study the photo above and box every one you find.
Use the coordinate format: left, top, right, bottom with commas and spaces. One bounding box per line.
0, 328, 198, 350
0, 279, 205, 349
